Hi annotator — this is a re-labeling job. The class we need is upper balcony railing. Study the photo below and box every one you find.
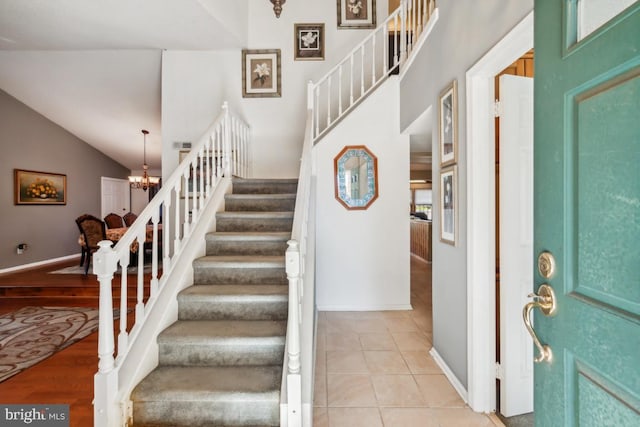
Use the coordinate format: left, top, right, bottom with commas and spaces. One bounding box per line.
310, 0, 437, 142
93, 102, 250, 427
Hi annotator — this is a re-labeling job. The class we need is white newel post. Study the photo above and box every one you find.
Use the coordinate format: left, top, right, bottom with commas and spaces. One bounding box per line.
286, 240, 302, 427
93, 241, 120, 427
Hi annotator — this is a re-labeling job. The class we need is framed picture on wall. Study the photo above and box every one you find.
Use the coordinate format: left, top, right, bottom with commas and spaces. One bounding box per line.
14, 169, 67, 205
439, 79, 458, 166
242, 49, 282, 98
294, 23, 325, 61
440, 165, 457, 245
337, 0, 376, 29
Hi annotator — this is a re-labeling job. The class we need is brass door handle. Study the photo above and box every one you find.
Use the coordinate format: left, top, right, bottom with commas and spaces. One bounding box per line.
522, 284, 557, 363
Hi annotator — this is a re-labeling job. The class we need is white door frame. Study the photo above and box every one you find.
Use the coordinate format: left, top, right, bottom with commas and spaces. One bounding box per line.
465, 11, 533, 413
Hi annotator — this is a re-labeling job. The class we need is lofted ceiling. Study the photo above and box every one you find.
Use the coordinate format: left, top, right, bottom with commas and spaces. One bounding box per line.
0, 0, 248, 170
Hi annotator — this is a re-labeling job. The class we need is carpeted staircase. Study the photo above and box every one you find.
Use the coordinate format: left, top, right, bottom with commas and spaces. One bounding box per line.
131, 178, 297, 427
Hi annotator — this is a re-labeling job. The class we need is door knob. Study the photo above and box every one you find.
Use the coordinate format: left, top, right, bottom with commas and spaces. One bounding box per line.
523, 283, 557, 363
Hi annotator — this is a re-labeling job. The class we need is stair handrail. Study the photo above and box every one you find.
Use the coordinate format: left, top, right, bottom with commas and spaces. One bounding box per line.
310, 0, 437, 142
93, 102, 250, 427
283, 82, 317, 426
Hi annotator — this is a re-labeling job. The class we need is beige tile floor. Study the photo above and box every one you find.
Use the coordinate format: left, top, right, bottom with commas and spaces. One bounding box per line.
313, 256, 503, 427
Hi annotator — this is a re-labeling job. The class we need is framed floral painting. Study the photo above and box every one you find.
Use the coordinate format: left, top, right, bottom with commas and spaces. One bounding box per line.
14, 169, 67, 205
439, 79, 458, 166
440, 165, 457, 246
337, 0, 376, 29
242, 49, 281, 98
294, 23, 325, 61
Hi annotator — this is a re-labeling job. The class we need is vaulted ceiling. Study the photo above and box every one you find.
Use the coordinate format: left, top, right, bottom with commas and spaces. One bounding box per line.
0, 0, 248, 170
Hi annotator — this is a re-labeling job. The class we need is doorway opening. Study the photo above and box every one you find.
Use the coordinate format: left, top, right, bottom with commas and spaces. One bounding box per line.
465, 10, 533, 415
494, 50, 535, 427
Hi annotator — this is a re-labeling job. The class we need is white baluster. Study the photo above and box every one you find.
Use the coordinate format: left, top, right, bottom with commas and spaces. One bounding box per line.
327, 76, 332, 127
174, 178, 181, 255
394, 14, 399, 67
418, 0, 423, 35
338, 66, 343, 115
150, 212, 160, 295
372, 35, 377, 85
383, 23, 389, 74
360, 45, 365, 97
183, 167, 190, 237
135, 228, 145, 322
163, 199, 171, 272
400, 0, 407, 64
315, 86, 320, 136
350, 55, 354, 106
116, 253, 129, 364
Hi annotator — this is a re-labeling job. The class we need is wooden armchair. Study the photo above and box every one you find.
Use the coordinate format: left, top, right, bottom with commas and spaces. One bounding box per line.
75, 214, 107, 275
123, 211, 138, 227
104, 213, 124, 229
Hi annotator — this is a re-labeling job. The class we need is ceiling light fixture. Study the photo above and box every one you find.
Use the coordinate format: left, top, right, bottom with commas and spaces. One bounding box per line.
128, 129, 160, 192
270, 0, 285, 18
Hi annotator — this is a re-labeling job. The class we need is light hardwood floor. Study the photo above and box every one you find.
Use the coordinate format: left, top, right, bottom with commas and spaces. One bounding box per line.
0, 259, 138, 427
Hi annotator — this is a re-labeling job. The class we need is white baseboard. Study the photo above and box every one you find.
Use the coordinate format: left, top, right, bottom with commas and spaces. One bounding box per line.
316, 304, 413, 311
429, 347, 469, 403
0, 254, 80, 275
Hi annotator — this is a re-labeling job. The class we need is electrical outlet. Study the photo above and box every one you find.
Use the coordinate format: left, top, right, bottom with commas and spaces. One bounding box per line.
16, 243, 27, 254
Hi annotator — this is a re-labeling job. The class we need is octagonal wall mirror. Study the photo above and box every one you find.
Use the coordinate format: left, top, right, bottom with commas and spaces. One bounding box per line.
334, 145, 379, 210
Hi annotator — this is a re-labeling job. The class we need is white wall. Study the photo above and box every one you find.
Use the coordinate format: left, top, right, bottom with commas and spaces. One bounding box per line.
399, 0, 533, 388
316, 78, 411, 311
161, 0, 389, 179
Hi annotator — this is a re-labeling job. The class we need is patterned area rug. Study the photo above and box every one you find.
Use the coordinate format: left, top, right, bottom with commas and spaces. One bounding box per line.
0, 306, 111, 382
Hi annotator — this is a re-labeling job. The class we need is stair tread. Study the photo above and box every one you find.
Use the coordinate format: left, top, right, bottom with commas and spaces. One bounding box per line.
232, 178, 298, 184
194, 255, 285, 265
206, 232, 291, 241
180, 284, 288, 297
132, 365, 282, 401
226, 193, 296, 199
217, 211, 294, 217
160, 320, 286, 341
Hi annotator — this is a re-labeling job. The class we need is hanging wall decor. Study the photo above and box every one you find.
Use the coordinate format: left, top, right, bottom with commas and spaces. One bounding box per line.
294, 23, 325, 60
337, 0, 376, 29
242, 49, 282, 98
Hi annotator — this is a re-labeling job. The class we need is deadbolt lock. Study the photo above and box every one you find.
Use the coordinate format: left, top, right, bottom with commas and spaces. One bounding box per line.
537, 251, 556, 279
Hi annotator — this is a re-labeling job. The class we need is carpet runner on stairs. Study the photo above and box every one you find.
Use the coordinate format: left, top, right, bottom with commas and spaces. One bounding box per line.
131, 178, 297, 427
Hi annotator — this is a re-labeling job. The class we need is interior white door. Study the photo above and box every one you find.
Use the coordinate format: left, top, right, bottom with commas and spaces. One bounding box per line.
498, 74, 534, 417
101, 177, 130, 219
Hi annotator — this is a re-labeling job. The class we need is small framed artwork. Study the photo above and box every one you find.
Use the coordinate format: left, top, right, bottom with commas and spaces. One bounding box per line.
242, 49, 282, 98
337, 0, 376, 29
294, 23, 325, 61
439, 79, 458, 166
14, 169, 67, 205
440, 165, 457, 245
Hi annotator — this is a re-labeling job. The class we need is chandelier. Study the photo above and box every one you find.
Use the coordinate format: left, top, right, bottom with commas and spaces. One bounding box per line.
128, 129, 160, 191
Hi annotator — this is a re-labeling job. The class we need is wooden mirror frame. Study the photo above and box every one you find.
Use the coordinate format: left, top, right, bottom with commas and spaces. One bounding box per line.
334, 145, 379, 210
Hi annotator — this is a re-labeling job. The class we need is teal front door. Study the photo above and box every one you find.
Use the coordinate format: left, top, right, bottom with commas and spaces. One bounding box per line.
533, 1, 640, 425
